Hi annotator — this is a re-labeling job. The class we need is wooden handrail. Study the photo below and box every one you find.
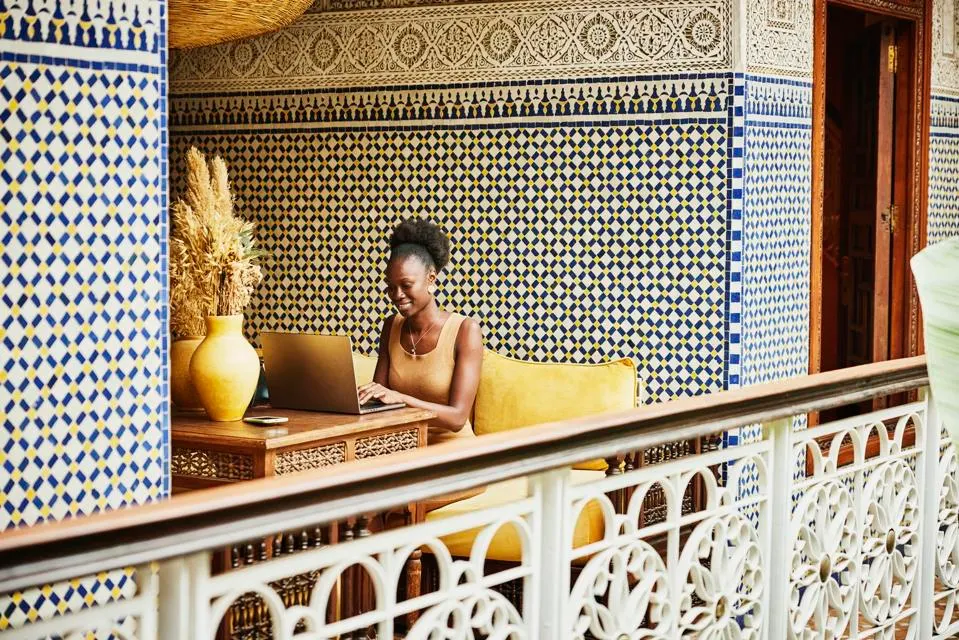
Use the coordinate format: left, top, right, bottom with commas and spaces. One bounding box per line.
0, 356, 928, 592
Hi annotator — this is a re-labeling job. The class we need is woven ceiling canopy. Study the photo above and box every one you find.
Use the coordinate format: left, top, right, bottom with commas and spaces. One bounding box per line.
169, 0, 314, 49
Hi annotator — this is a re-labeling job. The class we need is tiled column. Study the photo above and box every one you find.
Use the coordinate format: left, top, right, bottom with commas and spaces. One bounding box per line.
0, 0, 169, 629
931, 0, 959, 244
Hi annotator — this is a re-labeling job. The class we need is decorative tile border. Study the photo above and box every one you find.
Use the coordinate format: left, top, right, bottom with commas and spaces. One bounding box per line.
932, 92, 959, 130
744, 74, 814, 122
169, 0, 731, 93
725, 74, 744, 391
929, 95, 959, 244
171, 74, 728, 130
158, 0, 170, 498
0, 0, 160, 54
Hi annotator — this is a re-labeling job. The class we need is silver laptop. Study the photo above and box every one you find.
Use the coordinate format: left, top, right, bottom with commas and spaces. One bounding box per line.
260, 332, 405, 415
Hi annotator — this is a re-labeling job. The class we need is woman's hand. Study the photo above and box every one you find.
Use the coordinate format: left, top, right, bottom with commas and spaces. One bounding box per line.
357, 381, 406, 406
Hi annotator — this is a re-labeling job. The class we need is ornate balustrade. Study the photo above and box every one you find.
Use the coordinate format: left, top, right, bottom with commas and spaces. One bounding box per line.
1, 356, 958, 638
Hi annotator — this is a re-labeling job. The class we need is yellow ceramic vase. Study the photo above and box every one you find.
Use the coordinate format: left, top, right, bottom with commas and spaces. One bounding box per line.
189, 315, 260, 422
170, 337, 204, 410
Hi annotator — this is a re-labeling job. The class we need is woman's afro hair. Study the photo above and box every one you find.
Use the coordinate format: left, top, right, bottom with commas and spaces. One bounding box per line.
389, 218, 451, 272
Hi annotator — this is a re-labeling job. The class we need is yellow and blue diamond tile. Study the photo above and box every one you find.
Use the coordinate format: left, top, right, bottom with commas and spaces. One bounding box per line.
1, 58, 167, 531
0, 0, 169, 630
171, 75, 732, 404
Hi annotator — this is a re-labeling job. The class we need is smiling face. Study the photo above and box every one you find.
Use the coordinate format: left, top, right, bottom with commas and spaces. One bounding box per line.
385, 255, 435, 317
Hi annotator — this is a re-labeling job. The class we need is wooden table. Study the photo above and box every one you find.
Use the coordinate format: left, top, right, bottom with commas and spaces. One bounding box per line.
170, 406, 434, 638
170, 406, 433, 490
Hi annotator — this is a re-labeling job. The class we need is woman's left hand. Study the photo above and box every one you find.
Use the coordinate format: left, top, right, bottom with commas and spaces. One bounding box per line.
357, 382, 406, 406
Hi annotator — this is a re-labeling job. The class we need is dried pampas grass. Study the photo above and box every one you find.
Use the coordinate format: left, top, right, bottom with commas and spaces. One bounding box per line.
169, 148, 264, 338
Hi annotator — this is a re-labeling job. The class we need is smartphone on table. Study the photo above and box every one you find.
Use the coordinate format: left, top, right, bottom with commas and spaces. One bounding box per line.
243, 415, 289, 426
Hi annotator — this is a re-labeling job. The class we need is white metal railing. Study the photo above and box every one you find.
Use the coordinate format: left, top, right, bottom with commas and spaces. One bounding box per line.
1, 357, 956, 638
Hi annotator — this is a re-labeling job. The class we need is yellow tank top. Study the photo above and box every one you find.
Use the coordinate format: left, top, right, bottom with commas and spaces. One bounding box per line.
388, 312, 475, 445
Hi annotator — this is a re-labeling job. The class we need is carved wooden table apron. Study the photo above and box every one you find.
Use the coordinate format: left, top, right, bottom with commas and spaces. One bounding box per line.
171, 407, 433, 639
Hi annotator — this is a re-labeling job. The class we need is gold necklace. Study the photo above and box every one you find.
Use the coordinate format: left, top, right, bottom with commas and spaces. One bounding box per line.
407, 318, 439, 355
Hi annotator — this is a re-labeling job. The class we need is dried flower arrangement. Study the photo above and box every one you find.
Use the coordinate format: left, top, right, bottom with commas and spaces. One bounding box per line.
169, 147, 263, 338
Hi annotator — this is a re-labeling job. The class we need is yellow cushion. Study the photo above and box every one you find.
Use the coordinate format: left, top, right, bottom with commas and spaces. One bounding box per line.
473, 351, 638, 470
425, 470, 605, 562
352, 353, 377, 386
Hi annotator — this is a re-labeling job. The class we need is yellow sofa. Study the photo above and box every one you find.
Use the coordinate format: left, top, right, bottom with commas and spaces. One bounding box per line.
352, 352, 378, 387
351, 349, 638, 561
430, 350, 638, 562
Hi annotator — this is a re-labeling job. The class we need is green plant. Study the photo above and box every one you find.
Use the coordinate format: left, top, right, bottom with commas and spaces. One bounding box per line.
911, 236, 959, 447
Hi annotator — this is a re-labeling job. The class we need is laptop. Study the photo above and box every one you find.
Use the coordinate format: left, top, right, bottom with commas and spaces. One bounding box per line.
260, 332, 405, 415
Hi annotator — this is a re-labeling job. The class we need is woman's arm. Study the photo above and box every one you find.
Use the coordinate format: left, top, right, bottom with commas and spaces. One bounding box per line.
371, 316, 392, 386
358, 318, 484, 431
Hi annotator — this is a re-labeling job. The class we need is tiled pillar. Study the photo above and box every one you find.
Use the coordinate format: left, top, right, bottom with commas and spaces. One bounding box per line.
931, 0, 959, 244
0, 0, 168, 628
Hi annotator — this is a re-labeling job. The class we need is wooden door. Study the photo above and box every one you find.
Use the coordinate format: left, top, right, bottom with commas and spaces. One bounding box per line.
839, 21, 896, 370
872, 22, 897, 364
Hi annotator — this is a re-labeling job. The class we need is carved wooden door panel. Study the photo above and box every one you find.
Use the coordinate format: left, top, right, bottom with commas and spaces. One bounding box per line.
872, 22, 897, 365
839, 22, 896, 373
840, 25, 878, 368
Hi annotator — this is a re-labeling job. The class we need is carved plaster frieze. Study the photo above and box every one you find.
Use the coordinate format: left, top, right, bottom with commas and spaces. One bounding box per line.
170, 0, 731, 93
934, 0, 959, 95
745, 0, 813, 77
306, 0, 519, 11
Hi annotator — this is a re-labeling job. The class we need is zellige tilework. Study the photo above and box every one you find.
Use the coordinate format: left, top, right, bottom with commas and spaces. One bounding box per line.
0, 0, 168, 631
0, 0, 160, 52
0, 58, 165, 531
171, 75, 731, 403
740, 75, 812, 389
729, 75, 811, 505
930, 95, 959, 244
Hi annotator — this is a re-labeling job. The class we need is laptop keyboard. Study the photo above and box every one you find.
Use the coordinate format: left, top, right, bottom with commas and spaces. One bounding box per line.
359, 398, 404, 414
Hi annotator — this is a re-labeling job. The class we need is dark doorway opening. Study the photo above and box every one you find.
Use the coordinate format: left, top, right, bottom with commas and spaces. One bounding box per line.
820, 5, 915, 420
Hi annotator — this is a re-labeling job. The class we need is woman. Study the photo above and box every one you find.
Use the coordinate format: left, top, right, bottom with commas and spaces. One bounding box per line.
357, 219, 483, 445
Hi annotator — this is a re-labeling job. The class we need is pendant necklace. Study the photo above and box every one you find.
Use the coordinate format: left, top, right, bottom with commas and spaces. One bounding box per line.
407, 318, 438, 355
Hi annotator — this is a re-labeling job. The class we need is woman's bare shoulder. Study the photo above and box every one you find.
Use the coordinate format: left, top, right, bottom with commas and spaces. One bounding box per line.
453, 315, 483, 345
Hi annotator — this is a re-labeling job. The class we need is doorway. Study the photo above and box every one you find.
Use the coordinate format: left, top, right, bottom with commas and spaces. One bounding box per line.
821, 6, 911, 373
814, 0, 930, 420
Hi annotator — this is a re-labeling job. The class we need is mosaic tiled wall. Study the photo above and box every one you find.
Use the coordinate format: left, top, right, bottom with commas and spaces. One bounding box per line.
170, 0, 737, 404
171, 75, 732, 403
735, 0, 813, 390
0, 0, 168, 629
739, 75, 812, 387
727, 1, 813, 459
930, 97, 959, 244
931, 0, 959, 244
170, 0, 824, 405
